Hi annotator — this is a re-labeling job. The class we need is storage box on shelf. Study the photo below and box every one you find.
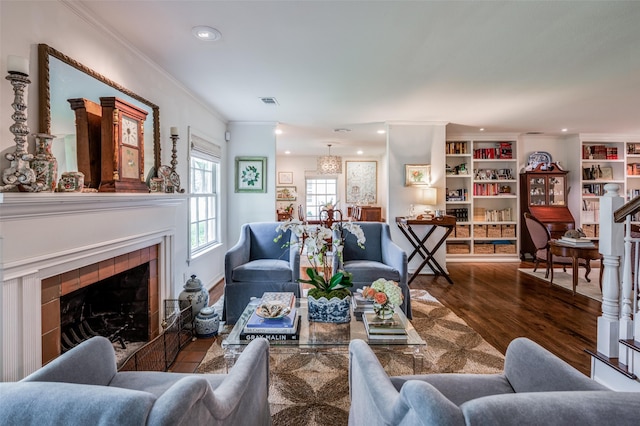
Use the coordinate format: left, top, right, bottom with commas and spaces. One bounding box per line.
455, 225, 470, 238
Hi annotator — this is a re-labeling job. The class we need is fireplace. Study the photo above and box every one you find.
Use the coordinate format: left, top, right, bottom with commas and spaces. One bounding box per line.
41, 245, 160, 365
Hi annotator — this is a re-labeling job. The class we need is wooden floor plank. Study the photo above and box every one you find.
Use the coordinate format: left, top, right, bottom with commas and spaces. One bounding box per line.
412, 261, 600, 375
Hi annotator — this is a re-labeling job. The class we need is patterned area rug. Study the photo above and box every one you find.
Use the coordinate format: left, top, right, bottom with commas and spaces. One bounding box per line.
196, 290, 505, 425
519, 267, 602, 302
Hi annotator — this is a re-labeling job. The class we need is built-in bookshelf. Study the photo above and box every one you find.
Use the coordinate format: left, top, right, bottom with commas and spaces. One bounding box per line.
445, 138, 518, 260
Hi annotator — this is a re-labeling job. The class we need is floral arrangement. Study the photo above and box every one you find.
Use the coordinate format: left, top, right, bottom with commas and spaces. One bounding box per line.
362, 278, 404, 318
275, 219, 365, 299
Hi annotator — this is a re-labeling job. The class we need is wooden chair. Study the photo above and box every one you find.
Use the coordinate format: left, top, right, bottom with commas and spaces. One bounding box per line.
523, 212, 582, 282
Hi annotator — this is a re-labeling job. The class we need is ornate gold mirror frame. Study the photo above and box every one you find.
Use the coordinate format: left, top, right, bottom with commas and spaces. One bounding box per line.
37, 43, 160, 182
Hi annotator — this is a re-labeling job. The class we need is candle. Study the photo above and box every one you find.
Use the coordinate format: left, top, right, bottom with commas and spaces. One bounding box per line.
7, 55, 29, 76
170, 127, 179, 136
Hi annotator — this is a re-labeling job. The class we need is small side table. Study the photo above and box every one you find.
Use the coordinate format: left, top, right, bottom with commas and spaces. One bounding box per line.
395, 216, 456, 285
549, 241, 602, 295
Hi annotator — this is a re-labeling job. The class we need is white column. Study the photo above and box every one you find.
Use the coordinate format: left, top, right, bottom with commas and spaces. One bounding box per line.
619, 216, 634, 366
1, 273, 40, 381
597, 184, 624, 358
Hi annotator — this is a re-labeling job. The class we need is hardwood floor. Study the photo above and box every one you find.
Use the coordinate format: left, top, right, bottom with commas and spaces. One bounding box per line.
203, 262, 600, 375
411, 261, 601, 375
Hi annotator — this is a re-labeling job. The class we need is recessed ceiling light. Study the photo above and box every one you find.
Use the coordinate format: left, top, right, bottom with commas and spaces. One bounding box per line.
191, 26, 222, 41
377, 130, 386, 134
479, 128, 485, 132
284, 150, 291, 155
334, 128, 351, 133
357, 150, 363, 155
275, 129, 283, 135
561, 128, 568, 132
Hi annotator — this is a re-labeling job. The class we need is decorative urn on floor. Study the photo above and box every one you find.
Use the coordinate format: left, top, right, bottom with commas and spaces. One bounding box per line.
179, 274, 209, 317
195, 306, 220, 337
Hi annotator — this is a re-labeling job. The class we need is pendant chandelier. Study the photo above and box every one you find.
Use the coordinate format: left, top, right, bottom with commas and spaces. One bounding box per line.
317, 144, 342, 174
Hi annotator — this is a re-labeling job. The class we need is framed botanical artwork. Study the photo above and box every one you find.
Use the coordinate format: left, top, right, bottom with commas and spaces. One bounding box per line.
278, 171, 293, 184
405, 164, 431, 186
235, 156, 267, 193
346, 161, 377, 204
276, 186, 297, 201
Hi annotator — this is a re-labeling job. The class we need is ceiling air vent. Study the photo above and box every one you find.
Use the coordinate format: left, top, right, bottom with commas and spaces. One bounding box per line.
260, 97, 279, 105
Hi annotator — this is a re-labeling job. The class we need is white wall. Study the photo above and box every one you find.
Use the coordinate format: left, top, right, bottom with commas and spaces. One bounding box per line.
387, 122, 448, 274
226, 122, 278, 245
0, 1, 228, 293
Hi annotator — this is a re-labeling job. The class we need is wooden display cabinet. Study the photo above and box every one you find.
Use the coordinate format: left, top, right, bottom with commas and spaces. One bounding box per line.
519, 165, 575, 260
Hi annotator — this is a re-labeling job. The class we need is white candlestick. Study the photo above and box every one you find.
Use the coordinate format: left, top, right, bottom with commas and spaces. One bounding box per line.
170, 127, 179, 136
7, 55, 29, 75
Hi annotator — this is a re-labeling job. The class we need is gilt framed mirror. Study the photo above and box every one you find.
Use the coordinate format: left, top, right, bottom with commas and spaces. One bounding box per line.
38, 43, 160, 188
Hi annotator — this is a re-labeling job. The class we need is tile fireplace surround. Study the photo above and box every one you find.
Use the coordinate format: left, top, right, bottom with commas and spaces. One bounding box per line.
0, 193, 185, 381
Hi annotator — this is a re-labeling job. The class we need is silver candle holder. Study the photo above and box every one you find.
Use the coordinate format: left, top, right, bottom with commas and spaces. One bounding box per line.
0, 71, 43, 192
169, 133, 185, 193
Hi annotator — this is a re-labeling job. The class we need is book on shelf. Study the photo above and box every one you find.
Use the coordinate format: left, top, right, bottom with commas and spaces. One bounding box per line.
244, 307, 299, 334
241, 316, 301, 341
363, 313, 407, 336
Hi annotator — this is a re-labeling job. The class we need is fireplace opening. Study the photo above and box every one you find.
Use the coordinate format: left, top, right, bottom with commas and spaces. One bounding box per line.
60, 263, 150, 354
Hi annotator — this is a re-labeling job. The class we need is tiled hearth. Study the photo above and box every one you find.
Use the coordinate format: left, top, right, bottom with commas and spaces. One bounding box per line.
41, 246, 160, 365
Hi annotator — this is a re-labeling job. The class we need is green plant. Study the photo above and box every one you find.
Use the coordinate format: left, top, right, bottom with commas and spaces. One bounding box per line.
300, 267, 353, 299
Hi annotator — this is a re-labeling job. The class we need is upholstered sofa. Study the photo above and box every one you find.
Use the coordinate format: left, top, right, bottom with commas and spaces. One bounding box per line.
223, 222, 300, 324
0, 336, 271, 425
333, 222, 410, 318
349, 337, 640, 425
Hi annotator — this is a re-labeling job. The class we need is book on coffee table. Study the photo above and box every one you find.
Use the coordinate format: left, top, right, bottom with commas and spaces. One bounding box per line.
241, 316, 301, 341
244, 308, 299, 334
363, 313, 407, 336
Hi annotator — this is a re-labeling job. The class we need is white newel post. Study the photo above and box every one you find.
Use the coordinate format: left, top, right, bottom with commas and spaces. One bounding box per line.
597, 184, 624, 358
619, 215, 634, 366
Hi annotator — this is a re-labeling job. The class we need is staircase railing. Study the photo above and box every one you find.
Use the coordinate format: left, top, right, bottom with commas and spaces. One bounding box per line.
594, 185, 640, 386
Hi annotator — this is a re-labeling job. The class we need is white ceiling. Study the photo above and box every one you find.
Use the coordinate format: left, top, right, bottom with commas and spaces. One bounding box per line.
76, 1, 640, 156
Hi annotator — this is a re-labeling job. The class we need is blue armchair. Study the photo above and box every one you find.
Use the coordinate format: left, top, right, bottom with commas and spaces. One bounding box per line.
333, 222, 410, 318
1, 336, 271, 425
347, 338, 636, 426
223, 222, 300, 324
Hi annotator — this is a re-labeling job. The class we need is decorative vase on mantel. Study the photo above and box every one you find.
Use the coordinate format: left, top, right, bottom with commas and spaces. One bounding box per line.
31, 133, 58, 192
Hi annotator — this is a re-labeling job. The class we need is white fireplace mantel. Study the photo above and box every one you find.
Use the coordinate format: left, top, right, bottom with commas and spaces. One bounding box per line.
1, 192, 186, 381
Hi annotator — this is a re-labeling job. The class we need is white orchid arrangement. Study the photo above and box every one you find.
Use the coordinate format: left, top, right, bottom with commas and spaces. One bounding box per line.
275, 219, 366, 298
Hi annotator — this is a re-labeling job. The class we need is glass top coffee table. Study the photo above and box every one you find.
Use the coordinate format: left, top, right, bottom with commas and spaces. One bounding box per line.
222, 297, 426, 373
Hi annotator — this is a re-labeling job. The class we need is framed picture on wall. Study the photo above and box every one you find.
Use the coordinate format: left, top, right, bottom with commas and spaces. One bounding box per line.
278, 171, 293, 184
346, 161, 377, 204
405, 164, 431, 186
235, 156, 267, 193
276, 186, 297, 201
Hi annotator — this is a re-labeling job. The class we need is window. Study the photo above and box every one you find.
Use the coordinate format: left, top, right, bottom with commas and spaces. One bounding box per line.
305, 178, 338, 221
189, 132, 221, 258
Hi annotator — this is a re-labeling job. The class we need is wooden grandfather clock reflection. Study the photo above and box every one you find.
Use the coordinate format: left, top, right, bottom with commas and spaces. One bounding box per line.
68, 98, 102, 189
99, 97, 149, 193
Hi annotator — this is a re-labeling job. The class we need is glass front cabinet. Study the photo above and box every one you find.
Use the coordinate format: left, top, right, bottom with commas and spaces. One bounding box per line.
527, 174, 567, 207
519, 168, 576, 260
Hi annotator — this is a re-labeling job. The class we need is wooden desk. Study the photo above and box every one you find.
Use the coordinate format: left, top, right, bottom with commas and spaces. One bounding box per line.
549, 241, 601, 295
395, 216, 456, 285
